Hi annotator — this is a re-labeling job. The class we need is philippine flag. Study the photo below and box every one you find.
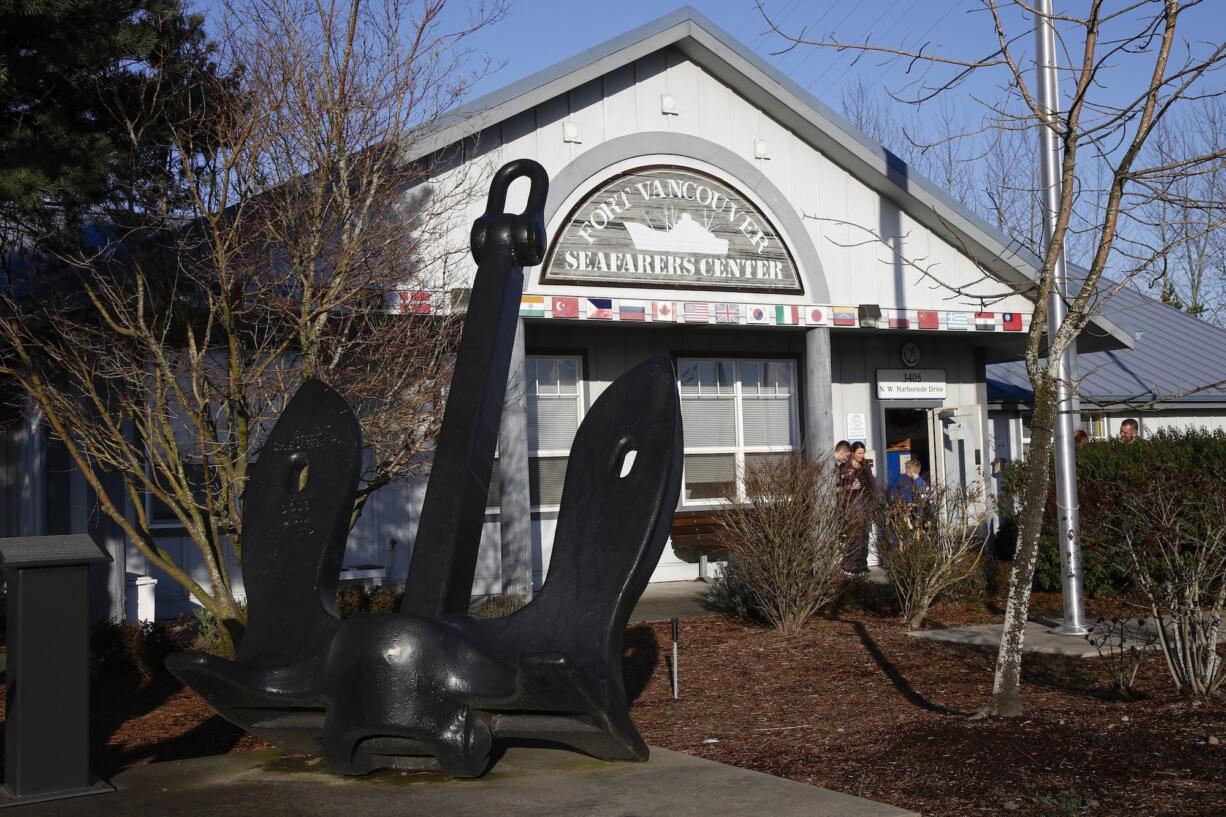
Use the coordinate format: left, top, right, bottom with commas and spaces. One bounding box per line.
586, 297, 614, 319
651, 301, 675, 321
1003, 312, 1023, 331
746, 305, 773, 325
551, 296, 580, 319
917, 310, 940, 330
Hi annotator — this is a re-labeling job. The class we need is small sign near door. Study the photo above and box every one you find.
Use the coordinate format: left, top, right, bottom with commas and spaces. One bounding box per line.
877, 369, 947, 400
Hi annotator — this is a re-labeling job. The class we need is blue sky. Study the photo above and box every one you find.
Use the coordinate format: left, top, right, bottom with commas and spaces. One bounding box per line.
461, 0, 979, 108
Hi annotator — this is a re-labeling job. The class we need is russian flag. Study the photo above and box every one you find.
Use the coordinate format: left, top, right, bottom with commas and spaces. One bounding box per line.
619, 300, 648, 321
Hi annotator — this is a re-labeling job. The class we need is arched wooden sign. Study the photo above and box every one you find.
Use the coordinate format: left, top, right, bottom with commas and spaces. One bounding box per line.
543, 166, 802, 293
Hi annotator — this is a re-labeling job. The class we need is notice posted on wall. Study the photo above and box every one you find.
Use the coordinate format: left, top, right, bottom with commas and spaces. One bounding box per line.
846, 412, 866, 442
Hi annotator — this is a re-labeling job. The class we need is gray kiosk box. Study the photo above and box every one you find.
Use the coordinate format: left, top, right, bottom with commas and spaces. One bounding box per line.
0, 534, 113, 807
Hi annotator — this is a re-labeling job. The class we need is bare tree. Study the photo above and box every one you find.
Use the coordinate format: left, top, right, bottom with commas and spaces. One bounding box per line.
0, 0, 505, 650
1140, 100, 1226, 323
762, 0, 1226, 714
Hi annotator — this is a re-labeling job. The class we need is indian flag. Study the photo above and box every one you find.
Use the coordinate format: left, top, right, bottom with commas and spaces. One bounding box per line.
520, 295, 545, 317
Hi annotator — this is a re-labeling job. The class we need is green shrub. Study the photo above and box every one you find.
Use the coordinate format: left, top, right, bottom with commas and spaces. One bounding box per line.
1000, 428, 1226, 597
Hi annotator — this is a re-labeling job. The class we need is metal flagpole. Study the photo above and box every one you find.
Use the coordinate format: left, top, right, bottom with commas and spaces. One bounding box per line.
1034, 0, 1088, 635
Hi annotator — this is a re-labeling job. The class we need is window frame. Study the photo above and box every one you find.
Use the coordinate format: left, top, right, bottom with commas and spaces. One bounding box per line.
676, 355, 801, 508
524, 353, 586, 512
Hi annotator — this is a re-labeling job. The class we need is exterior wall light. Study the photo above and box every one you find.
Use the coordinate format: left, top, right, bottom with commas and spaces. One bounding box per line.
660, 93, 678, 115
753, 139, 771, 159
858, 304, 885, 328
562, 121, 582, 143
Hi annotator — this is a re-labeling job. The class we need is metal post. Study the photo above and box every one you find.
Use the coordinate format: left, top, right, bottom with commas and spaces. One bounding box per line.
1034, 0, 1088, 635
670, 617, 680, 700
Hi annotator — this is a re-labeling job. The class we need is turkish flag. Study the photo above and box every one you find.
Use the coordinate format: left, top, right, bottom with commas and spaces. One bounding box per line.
551, 296, 580, 319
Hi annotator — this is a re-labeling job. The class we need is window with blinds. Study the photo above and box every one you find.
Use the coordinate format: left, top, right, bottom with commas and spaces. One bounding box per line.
485, 355, 584, 512
678, 357, 799, 505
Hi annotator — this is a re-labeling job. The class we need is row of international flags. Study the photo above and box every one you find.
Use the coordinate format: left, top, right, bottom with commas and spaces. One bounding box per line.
396, 290, 1027, 332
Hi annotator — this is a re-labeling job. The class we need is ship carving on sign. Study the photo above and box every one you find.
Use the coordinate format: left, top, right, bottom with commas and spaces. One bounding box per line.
622, 213, 729, 256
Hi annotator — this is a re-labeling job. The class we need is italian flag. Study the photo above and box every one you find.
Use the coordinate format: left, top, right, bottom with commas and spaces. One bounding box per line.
775, 305, 801, 325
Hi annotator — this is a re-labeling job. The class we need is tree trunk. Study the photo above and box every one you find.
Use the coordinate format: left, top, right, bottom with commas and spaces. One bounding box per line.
986, 378, 1059, 716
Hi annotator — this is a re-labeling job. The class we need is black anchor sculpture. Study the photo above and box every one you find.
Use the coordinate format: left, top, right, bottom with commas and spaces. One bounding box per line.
167, 158, 684, 778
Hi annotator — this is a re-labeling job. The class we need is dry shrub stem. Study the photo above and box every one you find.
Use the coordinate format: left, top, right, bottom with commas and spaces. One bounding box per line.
881, 484, 988, 630
714, 453, 864, 635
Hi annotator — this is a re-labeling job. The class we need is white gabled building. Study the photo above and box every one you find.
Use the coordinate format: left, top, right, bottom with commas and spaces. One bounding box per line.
3, 7, 1134, 619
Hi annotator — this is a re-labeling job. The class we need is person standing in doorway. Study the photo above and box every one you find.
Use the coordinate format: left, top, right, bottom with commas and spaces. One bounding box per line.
841, 442, 877, 575
1119, 418, 1140, 442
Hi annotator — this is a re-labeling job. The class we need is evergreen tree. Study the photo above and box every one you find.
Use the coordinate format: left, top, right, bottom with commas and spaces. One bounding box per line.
0, 0, 220, 260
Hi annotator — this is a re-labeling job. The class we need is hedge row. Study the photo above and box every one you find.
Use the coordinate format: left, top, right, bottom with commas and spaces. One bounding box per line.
998, 427, 1226, 596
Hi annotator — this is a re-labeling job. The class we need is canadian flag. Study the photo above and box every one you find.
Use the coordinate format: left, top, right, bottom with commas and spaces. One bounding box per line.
651, 301, 675, 321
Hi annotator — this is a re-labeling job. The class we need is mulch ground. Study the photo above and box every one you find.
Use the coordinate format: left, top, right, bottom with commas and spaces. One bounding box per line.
1, 592, 1223, 817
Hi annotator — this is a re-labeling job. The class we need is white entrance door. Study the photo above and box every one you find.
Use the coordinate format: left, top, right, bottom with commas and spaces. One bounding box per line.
928, 406, 985, 507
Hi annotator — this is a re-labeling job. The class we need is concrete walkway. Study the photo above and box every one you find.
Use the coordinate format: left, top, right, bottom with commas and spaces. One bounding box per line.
19, 747, 918, 817
908, 618, 1158, 658
629, 580, 714, 623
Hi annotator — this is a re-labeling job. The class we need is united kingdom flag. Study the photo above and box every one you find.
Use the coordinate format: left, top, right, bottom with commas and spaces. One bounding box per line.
714, 303, 741, 324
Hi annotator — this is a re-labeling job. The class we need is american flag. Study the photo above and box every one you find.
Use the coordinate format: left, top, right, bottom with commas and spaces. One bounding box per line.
714, 303, 741, 324
683, 302, 711, 323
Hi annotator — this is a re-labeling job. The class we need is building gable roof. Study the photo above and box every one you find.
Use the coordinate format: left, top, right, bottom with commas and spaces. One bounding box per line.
988, 283, 1226, 407
406, 6, 1133, 351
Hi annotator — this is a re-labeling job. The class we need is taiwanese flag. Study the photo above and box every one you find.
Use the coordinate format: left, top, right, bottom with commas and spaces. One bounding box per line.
917, 310, 940, 330
551, 296, 580, 319
1003, 312, 1023, 331
975, 312, 996, 331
